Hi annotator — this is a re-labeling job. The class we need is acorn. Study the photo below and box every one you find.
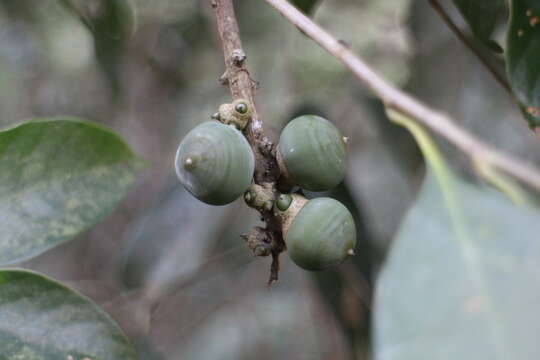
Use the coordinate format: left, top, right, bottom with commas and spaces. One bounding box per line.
275, 194, 356, 271
277, 115, 347, 191
175, 121, 254, 205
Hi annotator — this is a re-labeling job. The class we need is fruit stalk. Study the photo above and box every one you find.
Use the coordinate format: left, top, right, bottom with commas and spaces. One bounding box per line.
210, 0, 284, 284
210, 0, 277, 185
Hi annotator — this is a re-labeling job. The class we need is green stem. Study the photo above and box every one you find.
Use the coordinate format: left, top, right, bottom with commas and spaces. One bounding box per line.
473, 160, 528, 206
386, 108, 456, 206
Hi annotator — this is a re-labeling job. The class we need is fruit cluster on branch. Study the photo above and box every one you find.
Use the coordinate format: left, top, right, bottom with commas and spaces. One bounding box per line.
210, 0, 284, 283
174, 0, 356, 284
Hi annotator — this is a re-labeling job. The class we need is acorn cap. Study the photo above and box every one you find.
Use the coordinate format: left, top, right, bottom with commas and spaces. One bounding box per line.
175, 121, 254, 205
278, 115, 347, 191
285, 197, 356, 271
273, 194, 309, 238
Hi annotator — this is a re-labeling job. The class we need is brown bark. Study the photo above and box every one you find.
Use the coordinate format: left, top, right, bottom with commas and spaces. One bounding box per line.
210, 0, 284, 284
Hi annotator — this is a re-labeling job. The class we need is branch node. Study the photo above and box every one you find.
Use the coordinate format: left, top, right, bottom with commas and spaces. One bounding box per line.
338, 39, 351, 48
219, 71, 229, 85
244, 183, 276, 210
231, 49, 247, 66
242, 226, 274, 257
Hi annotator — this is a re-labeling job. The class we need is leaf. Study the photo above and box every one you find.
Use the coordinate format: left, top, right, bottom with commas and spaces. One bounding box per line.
59, 0, 137, 97
290, 0, 320, 15
506, 0, 540, 128
58, 0, 95, 32
0, 118, 142, 265
452, 0, 505, 53
374, 171, 540, 359
375, 110, 540, 359
0, 269, 137, 359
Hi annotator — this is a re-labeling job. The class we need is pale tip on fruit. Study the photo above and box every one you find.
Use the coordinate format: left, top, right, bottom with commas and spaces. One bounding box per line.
184, 157, 196, 170
347, 248, 355, 256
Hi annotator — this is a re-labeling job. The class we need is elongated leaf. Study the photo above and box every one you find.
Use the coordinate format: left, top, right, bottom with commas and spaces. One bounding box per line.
452, 0, 504, 53
0, 269, 137, 359
0, 118, 142, 265
59, 0, 136, 96
374, 171, 540, 359
507, 0, 540, 128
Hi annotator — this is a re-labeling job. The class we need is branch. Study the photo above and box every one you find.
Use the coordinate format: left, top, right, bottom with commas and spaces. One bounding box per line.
428, 0, 511, 95
210, 0, 284, 284
264, 0, 540, 192
211, 0, 277, 184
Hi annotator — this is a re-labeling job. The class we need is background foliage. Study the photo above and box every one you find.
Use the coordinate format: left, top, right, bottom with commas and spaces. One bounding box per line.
0, 0, 539, 359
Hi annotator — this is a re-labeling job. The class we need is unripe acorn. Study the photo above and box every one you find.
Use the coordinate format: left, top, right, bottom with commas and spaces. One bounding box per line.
275, 194, 356, 271
175, 121, 254, 205
277, 115, 347, 191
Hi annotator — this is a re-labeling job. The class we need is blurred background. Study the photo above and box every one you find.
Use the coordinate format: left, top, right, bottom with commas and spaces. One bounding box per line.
2, 0, 539, 359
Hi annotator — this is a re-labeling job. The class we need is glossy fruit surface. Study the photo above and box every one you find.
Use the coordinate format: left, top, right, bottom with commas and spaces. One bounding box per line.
278, 115, 347, 191
175, 121, 254, 205
286, 197, 356, 270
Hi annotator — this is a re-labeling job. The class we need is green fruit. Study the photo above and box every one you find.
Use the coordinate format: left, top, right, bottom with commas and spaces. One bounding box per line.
278, 115, 347, 191
275, 195, 356, 271
175, 121, 254, 205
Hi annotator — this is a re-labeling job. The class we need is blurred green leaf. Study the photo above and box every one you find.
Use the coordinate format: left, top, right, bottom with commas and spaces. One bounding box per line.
60, 0, 136, 97
0, 269, 137, 359
290, 0, 320, 15
452, 0, 504, 52
0, 118, 142, 265
506, 0, 540, 128
134, 338, 165, 360
375, 170, 540, 359
375, 110, 540, 360
58, 0, 95, 31
93, 0, 136, 97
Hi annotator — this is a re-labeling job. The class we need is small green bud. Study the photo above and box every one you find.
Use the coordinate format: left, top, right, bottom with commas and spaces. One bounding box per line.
276, 194, 293, 211
215, 99, 252, 130
235, 101, 249, 114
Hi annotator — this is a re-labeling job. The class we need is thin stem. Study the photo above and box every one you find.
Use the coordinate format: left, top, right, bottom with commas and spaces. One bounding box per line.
390, 108, 527, 205
211, 0, 270, 183
263, 0, 540, 192
386, 109, 454, 200
210, 0, 284, 284
473, 161, 528, 206
428, 0, 512, 95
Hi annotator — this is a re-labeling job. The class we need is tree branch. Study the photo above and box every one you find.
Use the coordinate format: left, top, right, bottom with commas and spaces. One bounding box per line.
428, 0, 512, 95
264, 0, 540, 192
211, 0, 276, 183
210, 0, 284, 284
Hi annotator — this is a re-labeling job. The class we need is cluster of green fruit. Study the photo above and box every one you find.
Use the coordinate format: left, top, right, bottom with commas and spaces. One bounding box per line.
175, 99, 356, 271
